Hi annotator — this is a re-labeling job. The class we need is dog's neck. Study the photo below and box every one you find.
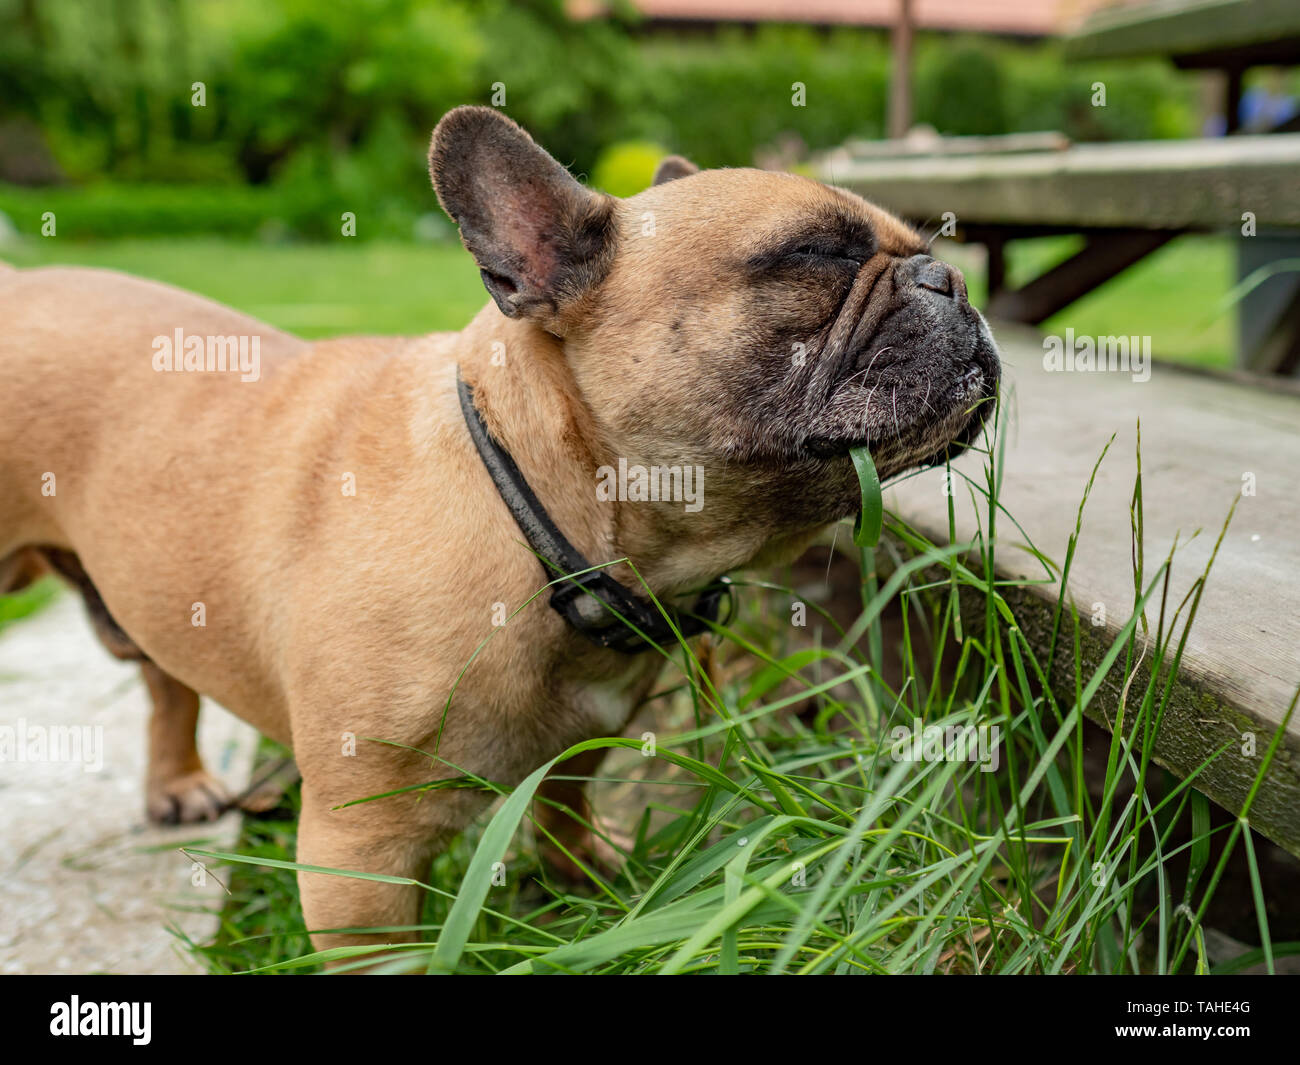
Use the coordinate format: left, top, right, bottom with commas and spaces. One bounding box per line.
455, 311, 806, 602
456, 313, 634, 581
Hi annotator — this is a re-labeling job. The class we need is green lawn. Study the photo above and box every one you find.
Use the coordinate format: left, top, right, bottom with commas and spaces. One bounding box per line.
1, 238, 486, 338
1022, 235, 1232, 370
2, 233, 1233, 366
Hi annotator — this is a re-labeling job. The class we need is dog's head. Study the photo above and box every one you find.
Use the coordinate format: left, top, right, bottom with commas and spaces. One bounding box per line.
430, 107, 999, 554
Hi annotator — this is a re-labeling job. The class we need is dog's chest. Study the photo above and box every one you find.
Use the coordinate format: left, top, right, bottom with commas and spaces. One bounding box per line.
559, 653, 663, 739
573, 678, 641, 735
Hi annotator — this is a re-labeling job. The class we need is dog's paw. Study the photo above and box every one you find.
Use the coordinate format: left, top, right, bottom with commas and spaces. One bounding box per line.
146, 770, 231, 825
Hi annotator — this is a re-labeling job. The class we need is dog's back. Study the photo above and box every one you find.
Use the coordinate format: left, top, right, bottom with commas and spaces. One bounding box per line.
0, 265, 304, 551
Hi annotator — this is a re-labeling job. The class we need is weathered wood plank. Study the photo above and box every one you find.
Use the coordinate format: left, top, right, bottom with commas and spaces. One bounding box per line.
886, 325, 1300, 854
828, 131, 1070, 162
820, 134, 1300, 230
1063, 0, 1300, 65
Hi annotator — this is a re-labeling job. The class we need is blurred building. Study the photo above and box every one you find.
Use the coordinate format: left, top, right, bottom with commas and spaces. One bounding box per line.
569, 0, 1112, 37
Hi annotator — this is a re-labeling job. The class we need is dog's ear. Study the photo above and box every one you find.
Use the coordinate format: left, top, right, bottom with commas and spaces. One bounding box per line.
429, 106, 616, 325
652, 154, 699, 186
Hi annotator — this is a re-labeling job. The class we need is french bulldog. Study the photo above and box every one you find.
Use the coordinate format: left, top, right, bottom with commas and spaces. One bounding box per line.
0, 105, 998, 960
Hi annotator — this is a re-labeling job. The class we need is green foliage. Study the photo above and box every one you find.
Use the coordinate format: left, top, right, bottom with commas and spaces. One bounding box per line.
468, 0, 643, 177
630, 26, 894, 168
212, 0, 480, 195
915, 38, 1008, 136
998, 45, 1197, 143
0, 578, 57, 633
591, 141, 667, 198
913, 36, 1195, 141
0, 1, 1199, 238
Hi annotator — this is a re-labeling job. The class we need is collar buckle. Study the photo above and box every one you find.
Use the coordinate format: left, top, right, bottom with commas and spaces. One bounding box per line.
460, 367, 733, 656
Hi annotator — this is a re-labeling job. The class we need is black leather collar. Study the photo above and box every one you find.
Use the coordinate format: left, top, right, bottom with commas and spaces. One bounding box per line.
457, 369, 732, 654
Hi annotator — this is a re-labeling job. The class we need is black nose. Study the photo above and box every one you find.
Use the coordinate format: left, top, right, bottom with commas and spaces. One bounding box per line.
909, 255, 967, 303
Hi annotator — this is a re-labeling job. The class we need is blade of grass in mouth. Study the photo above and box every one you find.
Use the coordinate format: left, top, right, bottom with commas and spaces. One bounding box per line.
850, 445, 882, 548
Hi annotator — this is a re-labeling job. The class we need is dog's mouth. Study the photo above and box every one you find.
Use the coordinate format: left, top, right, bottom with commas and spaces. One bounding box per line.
798, 313, 1000, 480
696, 250, 1000, 494
801, 361, 992, 463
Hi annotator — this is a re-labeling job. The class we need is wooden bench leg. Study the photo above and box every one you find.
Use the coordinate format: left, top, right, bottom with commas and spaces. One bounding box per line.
1244, 284, 1300, 375
988, 229, 1177, 325
1238, 232, 1300, 375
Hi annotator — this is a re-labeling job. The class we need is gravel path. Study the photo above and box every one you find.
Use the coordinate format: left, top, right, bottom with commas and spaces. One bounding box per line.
0, 593, 258, 973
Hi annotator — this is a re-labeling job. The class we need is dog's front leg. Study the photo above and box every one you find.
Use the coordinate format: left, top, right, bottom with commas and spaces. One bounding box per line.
295, 777, 448, 969
536, 747, 618, 883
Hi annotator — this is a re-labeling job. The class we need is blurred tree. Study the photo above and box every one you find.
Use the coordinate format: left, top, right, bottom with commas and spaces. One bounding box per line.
915, 38, 1007, 136
0, 1, 1197, 234
216, 0, 481, 185
0, 0, 194, 181
468, 0, 639, 176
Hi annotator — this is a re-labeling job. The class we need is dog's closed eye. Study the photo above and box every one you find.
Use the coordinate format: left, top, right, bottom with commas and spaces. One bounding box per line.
789, 245, 863, 267
748, 234, 872, 274
758, 237, 871, 276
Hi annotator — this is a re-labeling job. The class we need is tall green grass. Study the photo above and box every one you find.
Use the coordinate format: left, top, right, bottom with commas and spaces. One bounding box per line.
189, 399, 1293, 974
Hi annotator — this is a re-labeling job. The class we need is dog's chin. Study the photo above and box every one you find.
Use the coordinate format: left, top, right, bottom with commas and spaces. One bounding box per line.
802, 409, 985, 528
800, 369, 994, 479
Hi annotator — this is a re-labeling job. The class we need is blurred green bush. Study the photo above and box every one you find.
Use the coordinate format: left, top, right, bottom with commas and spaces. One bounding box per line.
0, 0, 1201, 240
591, 141, 667, 197
0, 182, 309, 238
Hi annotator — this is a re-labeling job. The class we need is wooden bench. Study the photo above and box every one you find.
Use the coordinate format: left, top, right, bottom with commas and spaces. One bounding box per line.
885, 325, 1300, 855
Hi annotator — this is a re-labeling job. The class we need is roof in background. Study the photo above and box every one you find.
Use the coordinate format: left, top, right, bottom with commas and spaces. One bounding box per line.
569, 0, 1104, 37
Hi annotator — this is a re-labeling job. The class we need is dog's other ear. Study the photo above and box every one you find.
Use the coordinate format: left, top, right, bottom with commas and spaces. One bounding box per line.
652, 155, 699, 186
429, 106, 616, 325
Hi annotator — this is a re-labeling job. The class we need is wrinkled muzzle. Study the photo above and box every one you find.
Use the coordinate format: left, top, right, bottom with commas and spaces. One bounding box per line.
802, 252, 1000, 477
